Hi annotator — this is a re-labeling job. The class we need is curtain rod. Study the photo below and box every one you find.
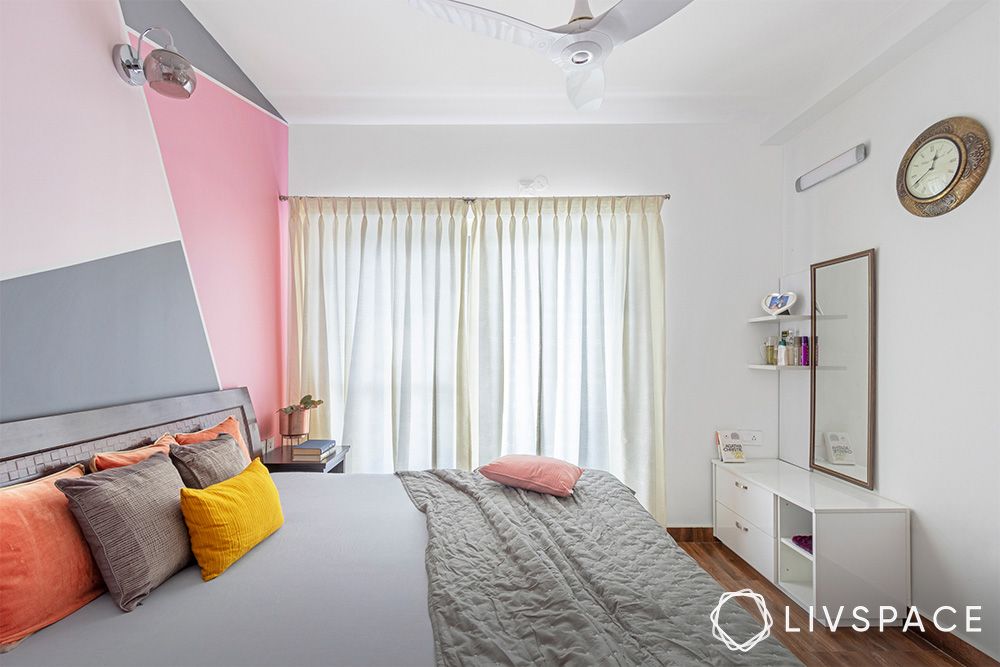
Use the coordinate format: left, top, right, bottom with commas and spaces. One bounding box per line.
278, 194, 670, 202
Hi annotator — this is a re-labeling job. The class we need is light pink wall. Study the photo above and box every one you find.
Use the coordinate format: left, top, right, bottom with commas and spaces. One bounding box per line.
144, 73, 288, 438
0, 0, 182, 280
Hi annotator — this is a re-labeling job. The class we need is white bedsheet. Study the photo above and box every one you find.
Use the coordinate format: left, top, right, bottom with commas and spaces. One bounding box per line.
6, 473, 435, 667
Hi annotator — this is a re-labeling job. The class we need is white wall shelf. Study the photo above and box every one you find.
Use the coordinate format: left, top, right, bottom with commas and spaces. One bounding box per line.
747, 314, 847, 324
747, 364, 846, 371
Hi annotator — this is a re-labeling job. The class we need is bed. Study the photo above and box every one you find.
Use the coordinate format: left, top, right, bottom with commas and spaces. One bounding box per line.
1, 389, 799, 666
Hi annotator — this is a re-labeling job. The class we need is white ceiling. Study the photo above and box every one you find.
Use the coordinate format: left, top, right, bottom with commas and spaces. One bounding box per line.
183, 0, 982, 134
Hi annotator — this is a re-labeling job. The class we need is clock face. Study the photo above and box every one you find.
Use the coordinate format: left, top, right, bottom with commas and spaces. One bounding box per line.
905, 137, 961, 199
897, 117, 991, 217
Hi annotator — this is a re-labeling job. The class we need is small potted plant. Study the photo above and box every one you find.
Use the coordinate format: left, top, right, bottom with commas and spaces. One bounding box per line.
277, 394, 324, 437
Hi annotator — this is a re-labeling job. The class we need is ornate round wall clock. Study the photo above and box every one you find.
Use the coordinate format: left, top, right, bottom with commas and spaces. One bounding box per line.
896, 116, 991, 217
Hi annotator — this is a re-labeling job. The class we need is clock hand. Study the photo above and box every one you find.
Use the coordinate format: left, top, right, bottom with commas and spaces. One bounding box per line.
913, 168, 935, 186
912, 150, 941, 186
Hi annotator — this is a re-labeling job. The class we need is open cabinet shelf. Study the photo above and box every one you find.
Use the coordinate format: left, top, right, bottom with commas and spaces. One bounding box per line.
780, 536, 814, 562
778, 579, 814, 609
777, 497, 815, 608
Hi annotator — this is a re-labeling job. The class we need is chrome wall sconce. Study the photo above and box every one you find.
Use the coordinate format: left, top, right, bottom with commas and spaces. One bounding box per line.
113, 27, 197, 99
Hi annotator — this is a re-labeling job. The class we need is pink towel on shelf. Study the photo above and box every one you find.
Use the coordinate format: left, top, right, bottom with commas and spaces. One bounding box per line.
791, 534, 813, 554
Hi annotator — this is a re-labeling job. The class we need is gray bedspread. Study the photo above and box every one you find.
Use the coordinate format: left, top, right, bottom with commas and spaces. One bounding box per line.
398, 469, 800, 667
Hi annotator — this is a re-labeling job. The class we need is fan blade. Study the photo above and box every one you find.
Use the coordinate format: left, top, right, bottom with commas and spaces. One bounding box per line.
410, 0, 558, 51
593, 0, 693, 45
564, 66, 605, 111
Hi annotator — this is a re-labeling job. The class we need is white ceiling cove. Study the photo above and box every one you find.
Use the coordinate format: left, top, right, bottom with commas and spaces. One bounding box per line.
183, 0, 984, 135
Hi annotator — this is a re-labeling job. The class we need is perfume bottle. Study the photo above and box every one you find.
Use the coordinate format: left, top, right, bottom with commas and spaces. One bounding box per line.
763, 336, 778, 365
777, 335, 788, 366
800, 336, 810, 366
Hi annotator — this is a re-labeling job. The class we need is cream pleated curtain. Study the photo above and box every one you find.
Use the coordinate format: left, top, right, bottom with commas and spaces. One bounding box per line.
287, 196, 666, 523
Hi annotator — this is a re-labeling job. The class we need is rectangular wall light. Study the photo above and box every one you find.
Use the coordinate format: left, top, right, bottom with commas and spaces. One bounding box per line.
795, 143, 868, 192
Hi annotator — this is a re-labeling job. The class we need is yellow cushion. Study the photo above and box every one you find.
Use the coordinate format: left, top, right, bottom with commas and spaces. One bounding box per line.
179, 459, 283, 581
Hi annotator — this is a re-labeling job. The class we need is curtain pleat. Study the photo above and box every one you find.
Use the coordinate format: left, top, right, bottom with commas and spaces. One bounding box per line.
287, 196, 667, 523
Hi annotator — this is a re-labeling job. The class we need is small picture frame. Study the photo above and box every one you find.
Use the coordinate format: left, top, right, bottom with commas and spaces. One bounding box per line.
761, 291, 797, 316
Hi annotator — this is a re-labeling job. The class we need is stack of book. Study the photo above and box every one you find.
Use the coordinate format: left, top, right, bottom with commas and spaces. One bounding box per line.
291, 439, 337, 462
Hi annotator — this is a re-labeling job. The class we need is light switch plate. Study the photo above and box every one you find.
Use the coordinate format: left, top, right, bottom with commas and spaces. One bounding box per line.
738, 430, 763, 446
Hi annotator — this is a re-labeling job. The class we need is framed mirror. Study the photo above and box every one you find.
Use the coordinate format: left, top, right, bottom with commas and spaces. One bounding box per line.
810, 249, 876, 489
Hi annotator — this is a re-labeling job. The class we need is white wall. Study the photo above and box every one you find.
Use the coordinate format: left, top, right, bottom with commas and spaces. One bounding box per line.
780, 2, 1000, 656
291, 123, 783, 526
0, 0, 181, 280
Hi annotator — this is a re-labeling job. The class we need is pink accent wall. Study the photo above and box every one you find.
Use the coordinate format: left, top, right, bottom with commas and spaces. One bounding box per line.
143, 74, 288, 438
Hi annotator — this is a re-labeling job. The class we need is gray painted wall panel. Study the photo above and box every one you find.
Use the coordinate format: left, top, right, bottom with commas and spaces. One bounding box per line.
120, 0, 284, 120
0, 242, 219, 422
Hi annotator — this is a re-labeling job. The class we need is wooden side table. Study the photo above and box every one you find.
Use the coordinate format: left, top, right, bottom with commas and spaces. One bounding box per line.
261, 445, 350, 474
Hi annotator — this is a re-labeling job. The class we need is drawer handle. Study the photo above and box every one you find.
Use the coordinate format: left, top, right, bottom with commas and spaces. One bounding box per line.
734, 480, 749, 491
735, 521, 750, 533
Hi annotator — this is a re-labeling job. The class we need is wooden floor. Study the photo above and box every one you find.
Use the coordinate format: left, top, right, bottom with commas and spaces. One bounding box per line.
678, 540, 968, 666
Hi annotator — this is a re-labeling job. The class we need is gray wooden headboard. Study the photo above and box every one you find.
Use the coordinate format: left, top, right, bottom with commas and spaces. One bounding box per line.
0, 388, 261, 487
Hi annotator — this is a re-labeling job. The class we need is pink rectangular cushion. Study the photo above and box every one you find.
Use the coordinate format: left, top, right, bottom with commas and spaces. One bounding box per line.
88, 433, 175, 472
478, 455, 583, 497
173, 416, 250, 463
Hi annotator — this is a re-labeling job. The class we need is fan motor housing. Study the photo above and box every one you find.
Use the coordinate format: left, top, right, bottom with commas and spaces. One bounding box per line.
551, 33, 612, 68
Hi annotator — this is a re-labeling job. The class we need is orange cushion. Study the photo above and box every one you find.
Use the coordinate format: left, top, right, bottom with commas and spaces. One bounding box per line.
174, 416, 250, 462
88, 433, 175, 472
0, 465, 105, 649
478, 455, 583, 497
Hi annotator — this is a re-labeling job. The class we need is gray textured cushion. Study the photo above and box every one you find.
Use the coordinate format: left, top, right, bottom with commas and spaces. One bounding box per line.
169, 434, 248, 489
55, 453, 191, 612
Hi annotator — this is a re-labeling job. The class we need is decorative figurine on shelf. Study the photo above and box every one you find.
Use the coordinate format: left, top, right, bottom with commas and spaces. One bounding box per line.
277, 394, 325, 438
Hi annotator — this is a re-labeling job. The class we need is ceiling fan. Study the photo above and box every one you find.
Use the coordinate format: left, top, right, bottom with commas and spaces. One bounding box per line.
410, 0, 693, 111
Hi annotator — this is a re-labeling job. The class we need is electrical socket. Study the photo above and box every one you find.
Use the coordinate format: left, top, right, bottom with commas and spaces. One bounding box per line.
738, 430, 763, 446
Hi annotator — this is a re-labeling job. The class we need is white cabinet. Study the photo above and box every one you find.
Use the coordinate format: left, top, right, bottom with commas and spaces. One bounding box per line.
715, 466, 775, 536
715, 501, 775, 578
712, 459, 910, 622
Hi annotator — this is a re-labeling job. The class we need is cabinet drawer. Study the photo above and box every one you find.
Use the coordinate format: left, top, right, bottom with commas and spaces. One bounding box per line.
716, 502, 775, 581
715, 467, 775, 536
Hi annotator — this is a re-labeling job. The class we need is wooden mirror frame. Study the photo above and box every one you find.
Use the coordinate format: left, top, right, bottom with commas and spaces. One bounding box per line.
809, 248, 876, 490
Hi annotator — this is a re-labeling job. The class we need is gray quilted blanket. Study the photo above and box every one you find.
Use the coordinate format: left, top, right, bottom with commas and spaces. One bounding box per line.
397, 469, 800, 667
